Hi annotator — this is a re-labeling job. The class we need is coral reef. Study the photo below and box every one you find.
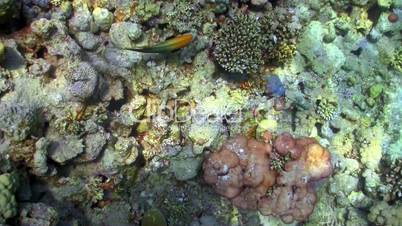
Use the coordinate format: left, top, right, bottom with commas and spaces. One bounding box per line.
380, 158, 402, 202
260, 6, 301, 64
19, 202, 59, 226
0, 173, 18, 222
0, 0, 19, 24
0, 101, 42, 142
0, 0, 401, 225
368, 201, 402, 226
213, 13, 263, 74
203, 133, 332, 223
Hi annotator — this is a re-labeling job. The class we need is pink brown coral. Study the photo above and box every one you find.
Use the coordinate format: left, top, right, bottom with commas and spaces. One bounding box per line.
203, 133, 333, 224
203, 136, 276, 209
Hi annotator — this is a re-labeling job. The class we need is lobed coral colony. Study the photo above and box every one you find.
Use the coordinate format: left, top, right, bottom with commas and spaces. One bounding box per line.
203, 133, 332, 223
0, 0, 401, 225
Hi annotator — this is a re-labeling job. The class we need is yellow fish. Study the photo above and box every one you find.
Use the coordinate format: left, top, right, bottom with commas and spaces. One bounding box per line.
130, 33, 193, 53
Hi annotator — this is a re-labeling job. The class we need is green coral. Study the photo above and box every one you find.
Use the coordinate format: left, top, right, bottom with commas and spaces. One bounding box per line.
350, 7, 373, 33
213, 13, 263, 74
305, 187, 342, 226
269, 152, 291, 171
50, 0, 63, 6
359, 126, 384, 170
388, 132, 402, 162
271, 42, 297, 64
165, 0, 208, 32
369, 84, 384, 99
169, 147, 202, 181
368, 201, 402, 226
142, 208, 167, 226
315, 97, 339, 121
136, 0, 160, 22
260, 7, 301, 64
390, 47, 402, 72
84, 177, 104, 205
297, 21, 345, 76
331, 131, 354, 157
0, 173, 18, 221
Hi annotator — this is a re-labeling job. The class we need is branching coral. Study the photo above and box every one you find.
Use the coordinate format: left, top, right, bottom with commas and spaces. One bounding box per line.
203, 133, 333, 223
213, 13, 263, 74
213, 6, 302, 74
315, 97, 339, 121
390, 47, 402, 72
260, 7, 302, 64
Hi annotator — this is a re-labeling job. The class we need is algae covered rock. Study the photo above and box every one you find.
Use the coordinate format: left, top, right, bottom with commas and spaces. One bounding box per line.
110, 22, 143, 49
142, 208, 167, 226
92, 7, 113, 31
32, 138, 53, 176
104, 48, 142, 69
74, 32, 102, 50
170, 145, 202, 181
31, 18, 57, 39
98, 136, 139, 173
86, 201, 133, 226
78, 131, 108, 162
0, 173, 18, 221
48, 136, 84, 164
19, 202, 59, 226
65, 61, 101, 102
0, 101, 42, 141
368, 201, 402, 226
188, 123, 220, 154
359, 126, 384, 170
136, 0, 160, 22
68, 6, 93, 32
329, 173, 359, 198
297, 21, 345, 76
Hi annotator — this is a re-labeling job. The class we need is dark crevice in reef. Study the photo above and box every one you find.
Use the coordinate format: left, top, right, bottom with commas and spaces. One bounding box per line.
368, 3, 382, 27
106, 87, 129, 112
268, 0, 279, 8
351, 47, 363, 56
290, 104, 298, 132
0, 3, 28, 34
315, 122, 324, 137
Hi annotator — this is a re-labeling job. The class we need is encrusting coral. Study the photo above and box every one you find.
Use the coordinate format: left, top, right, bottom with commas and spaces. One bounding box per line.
203, 132, 333, 223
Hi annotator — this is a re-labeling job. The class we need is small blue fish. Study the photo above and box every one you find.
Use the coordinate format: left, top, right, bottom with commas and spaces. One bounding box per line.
265, 75, 285, 97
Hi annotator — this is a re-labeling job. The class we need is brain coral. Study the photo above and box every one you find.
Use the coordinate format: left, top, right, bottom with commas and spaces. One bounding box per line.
203, 133, 333, 223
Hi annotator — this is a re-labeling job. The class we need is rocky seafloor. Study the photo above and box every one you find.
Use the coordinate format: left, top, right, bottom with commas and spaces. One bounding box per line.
0, 0, 401, 225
